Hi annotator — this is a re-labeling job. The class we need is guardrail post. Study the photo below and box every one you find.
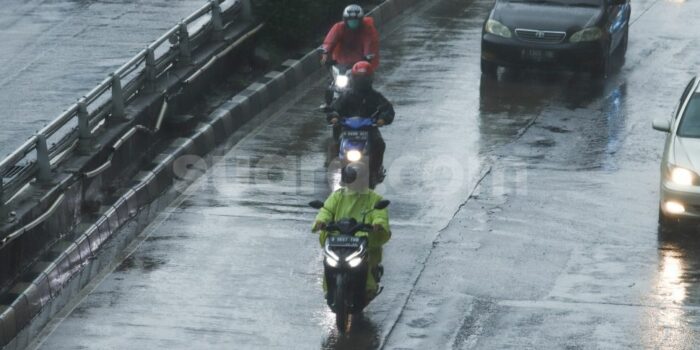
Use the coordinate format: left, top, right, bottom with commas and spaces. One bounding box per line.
178, 23, 192, 66
110, 73, 126, 124
145, 47, 157, 92
210, 0, 224, 41
36, 134, 52, 184
77, 98, 93, 154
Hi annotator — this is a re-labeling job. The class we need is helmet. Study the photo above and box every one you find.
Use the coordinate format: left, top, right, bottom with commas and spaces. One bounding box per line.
341, 163, 369, 191
343, 5, 364, 30
351, 61, 374, 77
341, 165, 358, 184
351, 61, 374, 91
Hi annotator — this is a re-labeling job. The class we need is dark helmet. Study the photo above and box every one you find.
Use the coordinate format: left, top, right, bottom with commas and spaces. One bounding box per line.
343, 5, 364, 30
341, 165, 358, 184
351, 61, 374, 91
341, 163, 369, 190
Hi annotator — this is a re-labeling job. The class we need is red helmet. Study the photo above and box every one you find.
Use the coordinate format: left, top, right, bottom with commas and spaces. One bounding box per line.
351, 61, 374, 78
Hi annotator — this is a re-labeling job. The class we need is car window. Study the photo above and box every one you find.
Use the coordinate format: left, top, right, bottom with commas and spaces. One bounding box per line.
678, 94, 700, 138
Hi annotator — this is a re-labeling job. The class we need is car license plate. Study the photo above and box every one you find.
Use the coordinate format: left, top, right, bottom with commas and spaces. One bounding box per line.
521, 49, 554, 62
342, 130, 368, 140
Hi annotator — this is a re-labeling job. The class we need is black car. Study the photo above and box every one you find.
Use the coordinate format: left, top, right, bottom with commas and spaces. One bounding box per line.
481, 0, 631, 78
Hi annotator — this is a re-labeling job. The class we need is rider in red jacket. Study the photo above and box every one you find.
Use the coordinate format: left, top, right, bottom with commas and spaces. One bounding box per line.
321, 5, 380, 70
320, 5, 380, 109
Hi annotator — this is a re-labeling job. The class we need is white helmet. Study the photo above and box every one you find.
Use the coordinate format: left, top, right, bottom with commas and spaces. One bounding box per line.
343, 5, 364, 30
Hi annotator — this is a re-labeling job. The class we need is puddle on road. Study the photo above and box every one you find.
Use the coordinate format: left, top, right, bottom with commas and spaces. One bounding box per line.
321, 314, 382, 350
644, 225, 700, 348
116, 254, 167, 273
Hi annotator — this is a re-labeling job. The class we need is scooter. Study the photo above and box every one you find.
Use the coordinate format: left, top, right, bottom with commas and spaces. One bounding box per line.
328, 64, 352, 106
320, 52, 375, 111
337, 115, 386, 188
309, 199, 391, 333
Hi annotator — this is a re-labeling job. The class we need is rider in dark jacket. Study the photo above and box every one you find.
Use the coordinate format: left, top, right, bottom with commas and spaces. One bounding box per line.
327, 61, 394, 181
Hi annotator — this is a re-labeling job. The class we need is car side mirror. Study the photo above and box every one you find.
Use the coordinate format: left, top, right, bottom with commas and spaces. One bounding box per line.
652, 119, 671, 133
309, 200, 325, 209
374, 200, 390, 210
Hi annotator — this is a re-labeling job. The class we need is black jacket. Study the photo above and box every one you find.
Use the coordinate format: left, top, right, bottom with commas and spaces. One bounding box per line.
328, 88, 395, 125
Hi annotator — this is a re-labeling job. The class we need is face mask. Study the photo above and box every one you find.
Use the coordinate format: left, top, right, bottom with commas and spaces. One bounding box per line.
347, 19, 360, 30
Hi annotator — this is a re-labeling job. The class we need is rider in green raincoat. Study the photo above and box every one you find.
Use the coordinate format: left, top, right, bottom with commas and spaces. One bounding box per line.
311, 164, 391, 299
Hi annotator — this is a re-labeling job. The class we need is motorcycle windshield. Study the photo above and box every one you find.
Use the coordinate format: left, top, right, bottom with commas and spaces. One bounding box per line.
342, 117, 374, 130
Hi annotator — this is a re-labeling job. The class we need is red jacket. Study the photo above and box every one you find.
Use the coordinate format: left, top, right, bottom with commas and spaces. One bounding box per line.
322, 17, 380, 70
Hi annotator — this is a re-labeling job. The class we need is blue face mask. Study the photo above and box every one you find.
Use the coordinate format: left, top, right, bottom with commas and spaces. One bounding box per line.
346, 19, 360, 30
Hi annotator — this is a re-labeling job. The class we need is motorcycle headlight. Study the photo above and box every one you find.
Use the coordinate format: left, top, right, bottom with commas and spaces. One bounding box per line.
570, 27, 603, 43
670, 166, 697, 186
348, 257, 363, 268
326, 256, 339, 267
335, 75, 349, 88
484, 19, 512, 39
346, 150, 362, 162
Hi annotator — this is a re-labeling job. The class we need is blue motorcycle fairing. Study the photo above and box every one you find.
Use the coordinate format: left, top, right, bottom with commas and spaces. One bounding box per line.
340, 139, 369, 161
341, 117, 374, 130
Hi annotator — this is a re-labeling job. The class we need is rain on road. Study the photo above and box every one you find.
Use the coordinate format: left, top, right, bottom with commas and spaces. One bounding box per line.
0, 0, 207, 156
28, 0, 700, 348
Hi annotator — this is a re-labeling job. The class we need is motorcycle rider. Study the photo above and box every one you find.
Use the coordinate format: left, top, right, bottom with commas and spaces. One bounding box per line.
320, 4, 380, 109
327, 61, 394, 183
311, 163, 391, 302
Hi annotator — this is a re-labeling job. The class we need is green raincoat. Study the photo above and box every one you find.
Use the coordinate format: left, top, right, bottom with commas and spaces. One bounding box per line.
313, 188, 391, 294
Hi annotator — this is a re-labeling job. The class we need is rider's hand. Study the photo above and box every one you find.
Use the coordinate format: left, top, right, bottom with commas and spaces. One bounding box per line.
372, 224, 385, 234
376, 119, 385, 127
312, 221, 327, 232
320, 54, 328, 66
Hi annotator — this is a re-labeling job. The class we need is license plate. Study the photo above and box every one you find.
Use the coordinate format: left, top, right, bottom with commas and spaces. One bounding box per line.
521, 49, 554, 62
342, 131, 368, 140
328, 235, 361, 247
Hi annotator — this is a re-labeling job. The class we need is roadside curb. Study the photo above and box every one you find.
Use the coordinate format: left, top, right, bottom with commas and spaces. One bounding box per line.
3, 0, 424, 348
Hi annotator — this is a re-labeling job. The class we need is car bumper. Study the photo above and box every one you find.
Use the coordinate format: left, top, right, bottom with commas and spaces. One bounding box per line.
481, 33, 606, 70
660, 181, 700, 219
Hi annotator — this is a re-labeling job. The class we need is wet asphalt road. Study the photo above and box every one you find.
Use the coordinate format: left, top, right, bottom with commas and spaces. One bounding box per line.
30, 0, 700, 348
0, 0, 207, 157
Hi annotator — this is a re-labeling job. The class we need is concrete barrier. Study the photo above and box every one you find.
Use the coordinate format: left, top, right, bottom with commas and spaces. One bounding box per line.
0, 0, 426, 348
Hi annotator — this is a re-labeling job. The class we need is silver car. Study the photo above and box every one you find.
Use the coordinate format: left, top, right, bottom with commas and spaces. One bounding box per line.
653, 76, 700, 228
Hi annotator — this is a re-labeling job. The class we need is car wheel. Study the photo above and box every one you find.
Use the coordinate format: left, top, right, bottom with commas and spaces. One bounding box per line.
619, 25, 629, 57
481, 59, 497, 78
592, 50, 610, 79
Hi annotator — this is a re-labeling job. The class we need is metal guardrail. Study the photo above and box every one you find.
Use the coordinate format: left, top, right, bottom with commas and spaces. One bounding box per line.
0, 0, 244, 209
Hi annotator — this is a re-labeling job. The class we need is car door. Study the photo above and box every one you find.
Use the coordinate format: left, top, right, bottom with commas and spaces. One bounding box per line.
605, 0, 630, 51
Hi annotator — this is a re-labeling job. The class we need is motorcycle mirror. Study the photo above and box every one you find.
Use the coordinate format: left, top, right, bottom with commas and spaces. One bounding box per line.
309, 200, 325, 209
374, 200, 390, 210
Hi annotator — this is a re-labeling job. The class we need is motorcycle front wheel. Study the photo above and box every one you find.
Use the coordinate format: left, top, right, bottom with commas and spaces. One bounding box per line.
335, 274, 351, 333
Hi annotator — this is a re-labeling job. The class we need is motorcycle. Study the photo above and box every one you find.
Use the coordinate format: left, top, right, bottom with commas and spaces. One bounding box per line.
336, 113, 386, 188
327, 64, 352, 107
320, 51, 375, 111
308, 199, 391, 333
